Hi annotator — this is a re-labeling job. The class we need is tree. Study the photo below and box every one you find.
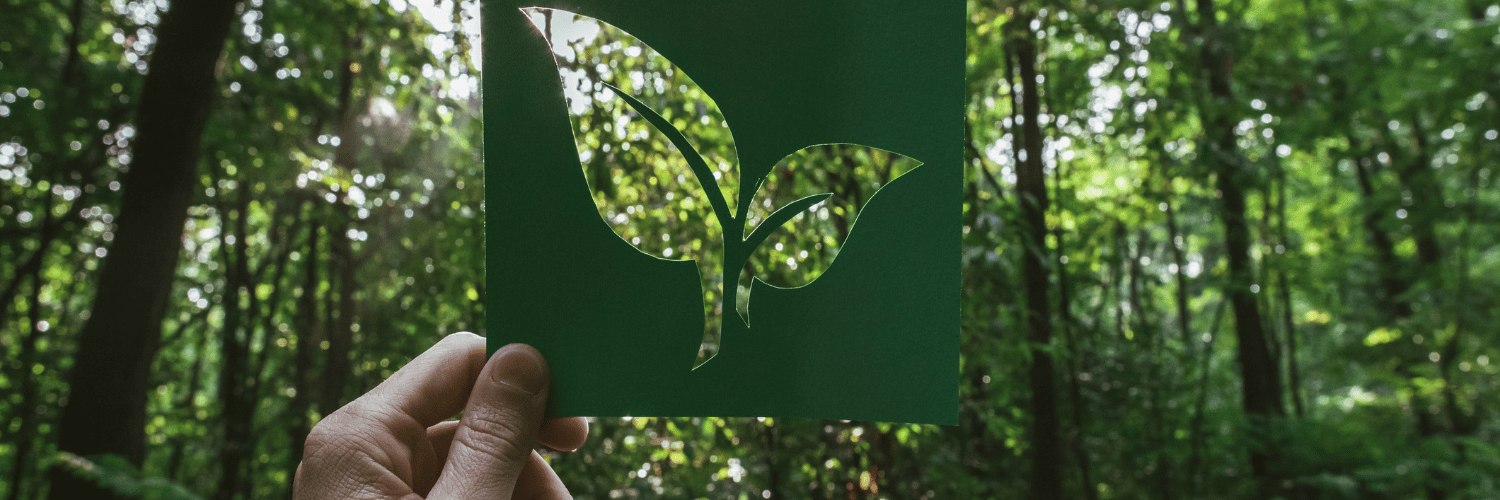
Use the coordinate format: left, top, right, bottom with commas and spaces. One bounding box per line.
1005, 9, 1063, 500
48, 0, 242, 497
1191, 0, 1286, 489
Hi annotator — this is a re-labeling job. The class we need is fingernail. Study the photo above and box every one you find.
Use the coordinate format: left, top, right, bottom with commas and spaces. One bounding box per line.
492, 344, 546, 395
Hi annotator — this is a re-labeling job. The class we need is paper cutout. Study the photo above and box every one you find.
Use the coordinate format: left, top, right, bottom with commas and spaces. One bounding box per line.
484, 0, 961, 424
538, 12, 927, 368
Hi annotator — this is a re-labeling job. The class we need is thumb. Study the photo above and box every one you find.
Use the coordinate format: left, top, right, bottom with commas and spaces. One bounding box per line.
427, 343, 549, 500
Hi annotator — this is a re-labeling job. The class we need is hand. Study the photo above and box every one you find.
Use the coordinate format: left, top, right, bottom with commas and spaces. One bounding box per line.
293, 333, 588, 499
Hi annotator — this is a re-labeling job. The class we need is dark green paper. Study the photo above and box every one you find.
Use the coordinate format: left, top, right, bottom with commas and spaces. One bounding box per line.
483, 0, 961, 424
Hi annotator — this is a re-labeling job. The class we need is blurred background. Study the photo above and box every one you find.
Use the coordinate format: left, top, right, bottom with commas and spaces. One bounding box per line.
1, 0, 1497, 498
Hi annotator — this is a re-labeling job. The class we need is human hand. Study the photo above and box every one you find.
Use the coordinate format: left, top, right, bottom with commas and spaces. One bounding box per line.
293, 333, 588, 499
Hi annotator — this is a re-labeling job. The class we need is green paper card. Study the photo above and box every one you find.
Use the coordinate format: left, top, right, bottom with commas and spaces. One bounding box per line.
482, 0, 961, 424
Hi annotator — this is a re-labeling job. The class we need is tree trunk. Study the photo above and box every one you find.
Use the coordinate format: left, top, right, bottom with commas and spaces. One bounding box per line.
321, 210, 358, 416
1275, 176, 1304, 417
1112, 225, 1127, 340
1, 196, 57, 500
167, 331, 208, 483
49, 0, 240, 496
1133, 229, 1173, 500
1193, 0, 1285, 489
1009, 15, 1061, 500
1165, 194, 1192, 347
1351, 155, 1412, 318
1367, 121, 1449, 500
1187, 300, 1228, 495
6, 266, 45, 500
1400, 116, 1450, 500
215, 192, 253, 500
1052, 116, 1097, 500
763, 422, 783, 500
1396, 115, 1443, 274
286, 206, 322, 486
1441, 198, 1476, 436
320, 46, 362, 417
241, 208, 294, 500
1257, 186, 1283, 411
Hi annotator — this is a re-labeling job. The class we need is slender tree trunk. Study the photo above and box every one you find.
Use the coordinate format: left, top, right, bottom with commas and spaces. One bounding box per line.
215, 193, 253, 500
1275, 176, 1304, 417
167, 338, 207, 483
1257, 187, 1283, 410
962, 325, 998, 498
1187, 300, 1228, 495
763, 423, 783, 500
286, 206, 322, 486
1010, 14, 1061, 500
1277, 271, 1301, 414
1, 195, 57, 500
320, 43, 362, 418
1133, 229, 1173, 500
1351, 155, 1411, 317
57, 0, 88, 91
1193, 0, 1285, 488
322, 211, 358, 415
1440, 198, 1475, 436
48, 1, 239, 497
1112, 225, 1127, 340
1391, 118, 1450, 500
242, 211, 293, 500
1128, 230, 1144, 342
1369, 119, 1451, 487
1263, 186, 1289, 360
1165, 187, 1193, 349
1397, 114, 1443, 275
1127, 228, 1167, 497
6, 267, 45, 500
151, 306, 212, 484
1052, 119, 1097, 500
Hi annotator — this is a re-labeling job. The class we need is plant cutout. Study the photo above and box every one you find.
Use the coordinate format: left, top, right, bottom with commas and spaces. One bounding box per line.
528, 9, 924, 369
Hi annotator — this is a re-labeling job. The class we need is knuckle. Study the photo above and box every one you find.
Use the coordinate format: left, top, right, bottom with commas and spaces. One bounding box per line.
455, 407, 535, 464
303, 403, 383, 460
303, 414, 344, 454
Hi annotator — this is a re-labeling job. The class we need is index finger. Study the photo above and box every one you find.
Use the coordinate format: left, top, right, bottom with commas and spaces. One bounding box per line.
357, 331, 489, 428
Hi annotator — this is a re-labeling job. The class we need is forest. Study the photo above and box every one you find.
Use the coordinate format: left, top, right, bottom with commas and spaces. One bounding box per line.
1, 0, 1497, 498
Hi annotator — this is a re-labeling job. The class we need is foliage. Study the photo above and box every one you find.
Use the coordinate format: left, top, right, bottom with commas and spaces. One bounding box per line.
1, 0, 1497, 498
51, 453, 202, 500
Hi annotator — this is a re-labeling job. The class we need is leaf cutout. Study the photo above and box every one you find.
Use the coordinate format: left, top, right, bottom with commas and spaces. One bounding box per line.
529, 9, 924, 369
528, 8, 737, 365
601, 83, 735, 232
738, 145, 923, 304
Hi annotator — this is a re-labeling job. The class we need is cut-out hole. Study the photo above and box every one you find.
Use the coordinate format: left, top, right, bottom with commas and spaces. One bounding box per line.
738, 145, 922, 308
529, 8, 738, 366
527, 8, 922, 370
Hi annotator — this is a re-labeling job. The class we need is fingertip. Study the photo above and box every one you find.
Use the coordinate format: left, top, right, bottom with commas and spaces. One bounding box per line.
426, 420, 462, 466
442, 330, 484, 343
489, 343, 548, 395
437, 331, 486, 357
511, 451, 573, 500
538, 417, 589, 452
442, 331, 488, 378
